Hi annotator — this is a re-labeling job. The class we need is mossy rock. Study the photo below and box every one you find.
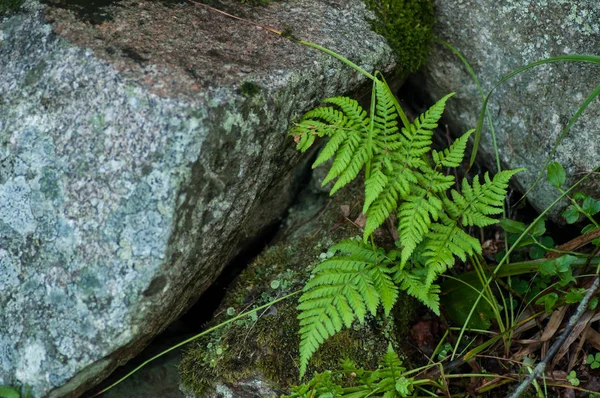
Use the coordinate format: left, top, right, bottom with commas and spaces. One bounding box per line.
179, 174, 420, 397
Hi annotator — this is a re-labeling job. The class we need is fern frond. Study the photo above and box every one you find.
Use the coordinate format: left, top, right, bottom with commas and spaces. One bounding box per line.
397, 189, 442, 265
394, 267, 441, 314
432, 130, 473, 168
363, 164, 417, 239
398, 93, 454, 159
369, 264, 398, 316
422, 216, 481, 285
450, 169, 524, 227
373, 80, 399, 139
327, 146, 370, 195
297, 239, 398, 378
312, 129, 348, 167
418, 169, 455, 193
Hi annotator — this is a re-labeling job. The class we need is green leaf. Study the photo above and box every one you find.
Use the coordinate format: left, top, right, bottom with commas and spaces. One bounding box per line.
583, 196, 600, 215
587, 354, 595, 364
499, 219, 526, 234
567, 370, 580, 386
0, 386, 20, 398
562, 206, 580, 224
529, 246, 546, 260
529, 218, 547, 237
395, 377, 413, 397
547, 162, 566, 189
296, 240, 398, 378
573, 191, 588, 201
565, 288, 586, 303
540, 255, 577, 286
441, 272, 495, 330
541, 236, 555, 248
432, 129, 472, 168
536, 293, 558, 313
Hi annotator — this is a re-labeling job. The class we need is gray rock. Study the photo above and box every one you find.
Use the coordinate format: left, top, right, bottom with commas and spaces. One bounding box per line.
0, 0, 395, 396
418, 0, 600, 220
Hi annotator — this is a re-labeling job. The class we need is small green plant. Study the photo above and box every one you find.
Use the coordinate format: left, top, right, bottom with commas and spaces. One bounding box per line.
283, 345, 422, 398
587, 352, 600, 370
566, 370, 580, 386
436, 343, 453, 361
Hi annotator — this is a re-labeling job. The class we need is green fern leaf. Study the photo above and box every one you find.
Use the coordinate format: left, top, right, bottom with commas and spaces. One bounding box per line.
328, 146, 370, 195
290, 96, 372, 195
369, 265, 398, 316
451, 169, 524, 227
398, 93, 454, 158
397, 189, 442, 265
394, 267, 441, 314
363, 169, 389, 212
432, 130, 473, 168
313, 129, 348, 167
373, 80, 399, 138
292, 107, 349, 152
418, 169, 455, 193
422, 216, 481, 285
363, 164, 416, 239
297, 239, 398, 378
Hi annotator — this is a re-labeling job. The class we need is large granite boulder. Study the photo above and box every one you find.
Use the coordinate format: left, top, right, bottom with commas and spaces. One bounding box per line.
0, 0, 396, 396
417, 0, 600, 220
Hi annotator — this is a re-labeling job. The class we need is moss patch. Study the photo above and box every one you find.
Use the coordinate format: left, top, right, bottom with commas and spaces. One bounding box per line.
0, 0, 24, 16
364, 0, 435, 74
179, 176, 419, 396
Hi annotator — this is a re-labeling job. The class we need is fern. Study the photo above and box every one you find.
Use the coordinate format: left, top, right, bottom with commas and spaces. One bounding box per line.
291, 74, 522, 378
297, 239, 398, 378
363, 93, 454, 240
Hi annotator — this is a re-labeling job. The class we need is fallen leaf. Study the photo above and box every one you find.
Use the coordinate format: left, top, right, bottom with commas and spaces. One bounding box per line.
354, 213, 367, 229
340, 205, 350, 218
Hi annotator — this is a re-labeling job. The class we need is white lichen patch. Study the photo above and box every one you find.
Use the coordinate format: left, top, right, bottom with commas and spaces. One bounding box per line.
0, 177, 36, 236
15, 341, 46, 385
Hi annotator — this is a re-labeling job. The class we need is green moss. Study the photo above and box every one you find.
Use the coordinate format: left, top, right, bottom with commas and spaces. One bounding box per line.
0, 0, 23, 16
240, 81, 261, 97
364, 0, 435, 74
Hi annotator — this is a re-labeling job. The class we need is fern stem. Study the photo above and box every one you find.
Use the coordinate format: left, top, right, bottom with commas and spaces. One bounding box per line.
297, 40, 376, 81
366, 78, 378, 180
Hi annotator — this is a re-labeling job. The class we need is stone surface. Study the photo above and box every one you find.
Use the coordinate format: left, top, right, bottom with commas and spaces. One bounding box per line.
417, 0, 600, 220
0, 0, 396, 396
